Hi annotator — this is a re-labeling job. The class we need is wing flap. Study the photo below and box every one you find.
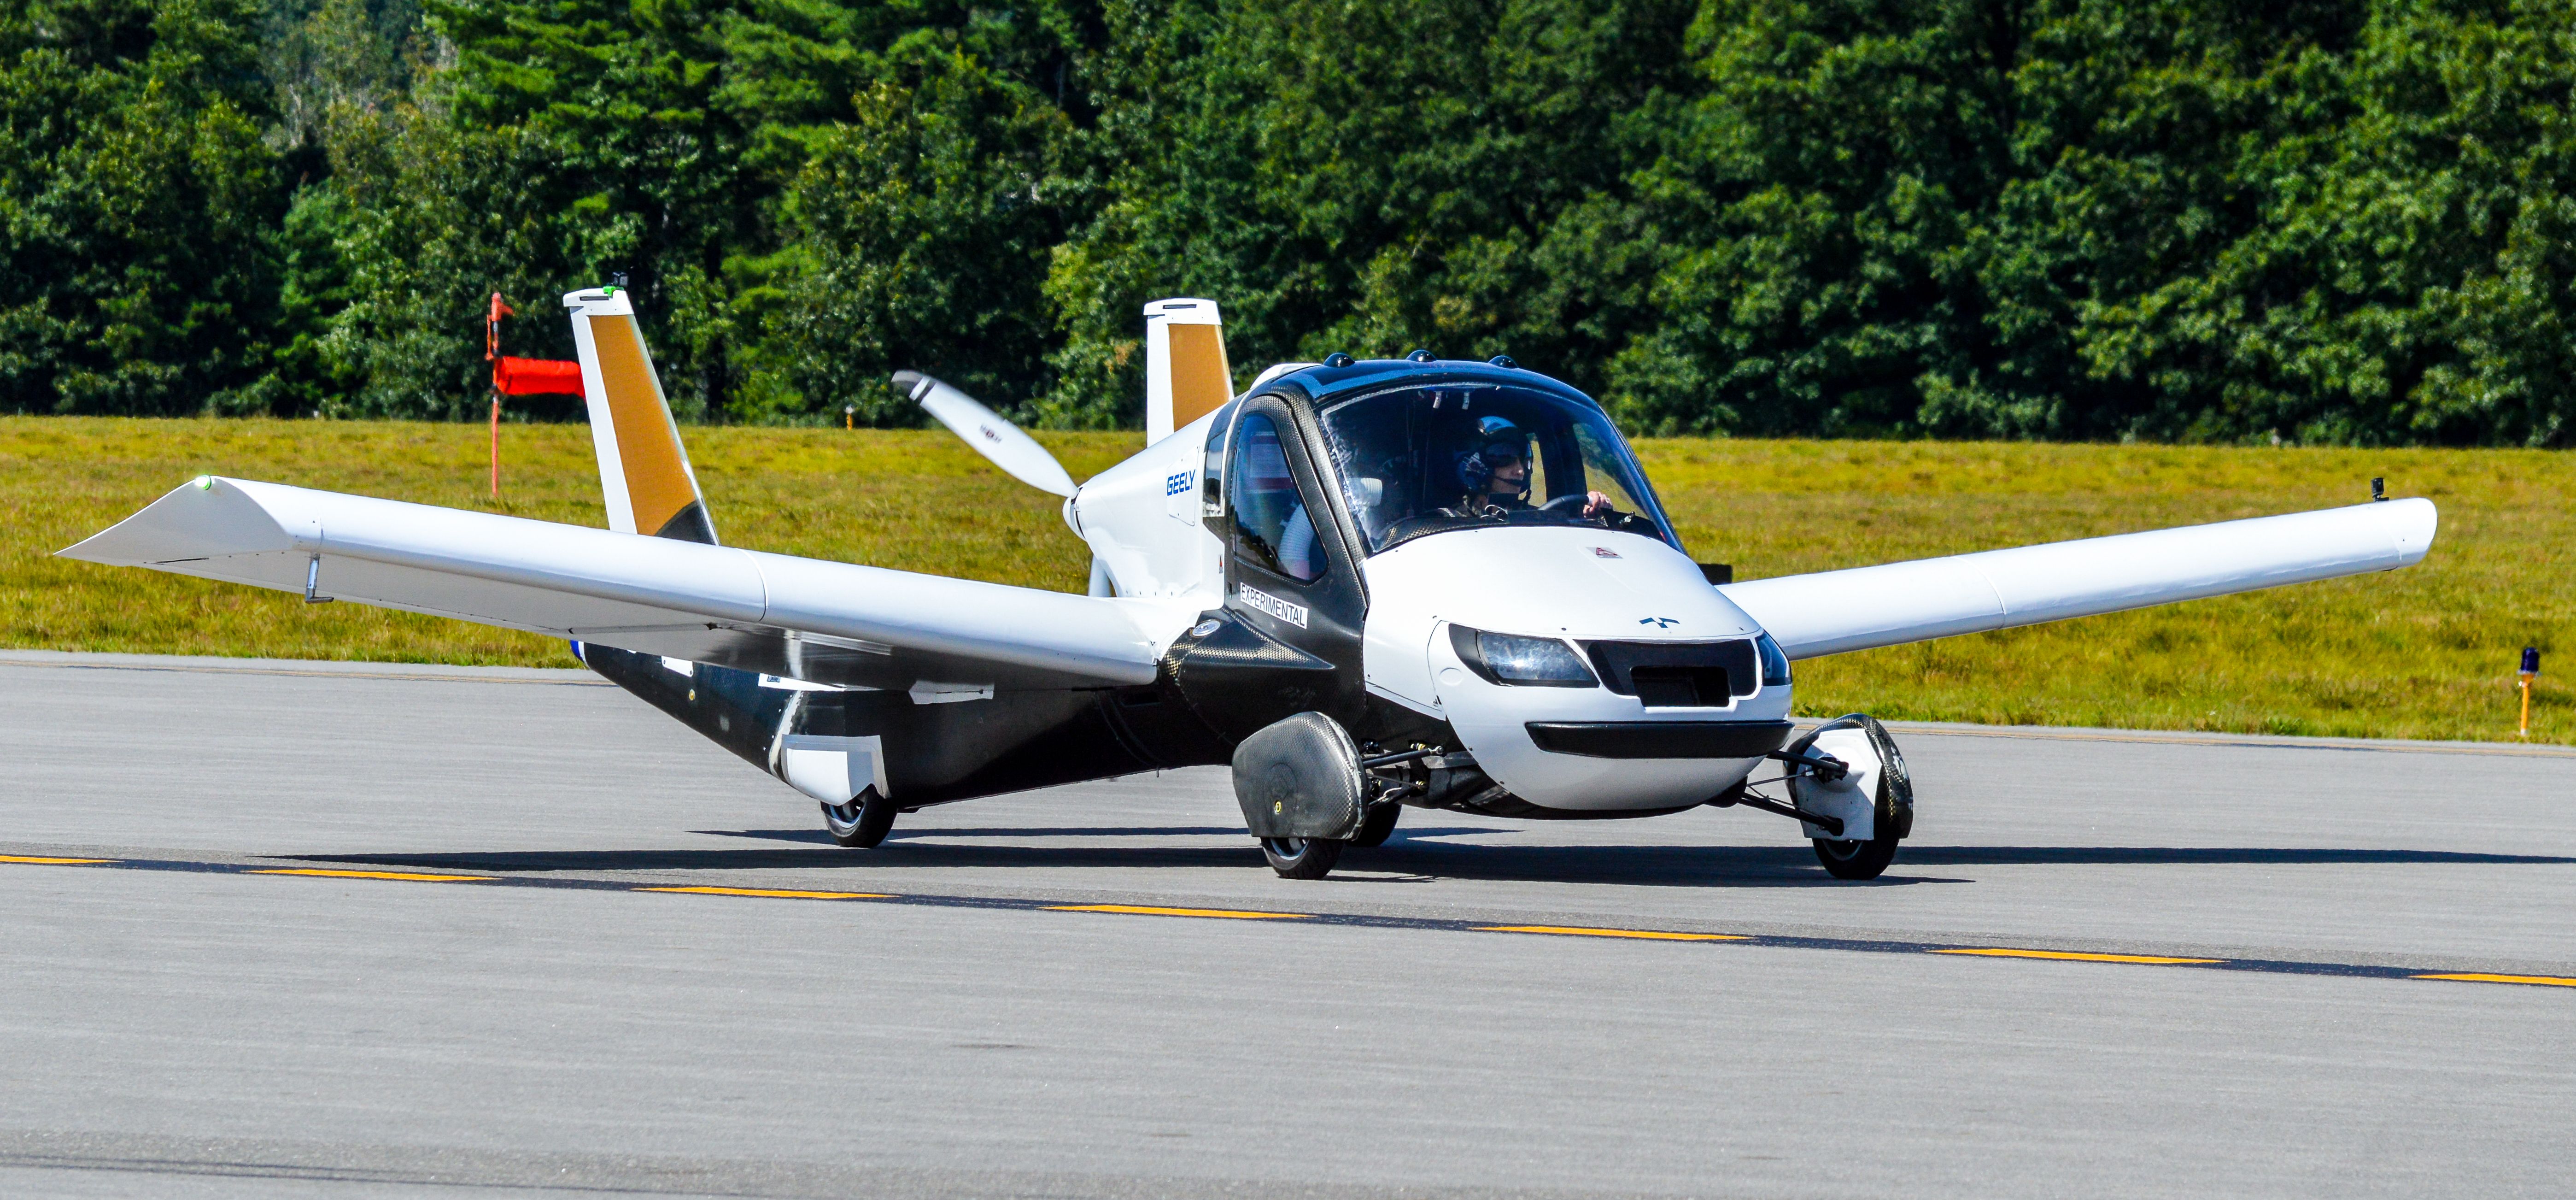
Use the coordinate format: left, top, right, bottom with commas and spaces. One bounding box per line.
1721, 499, 2437, 659
60, 477, 1164, 690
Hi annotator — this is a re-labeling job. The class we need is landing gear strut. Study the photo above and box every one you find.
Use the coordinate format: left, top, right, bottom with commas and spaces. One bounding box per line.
820, 788, 898, 848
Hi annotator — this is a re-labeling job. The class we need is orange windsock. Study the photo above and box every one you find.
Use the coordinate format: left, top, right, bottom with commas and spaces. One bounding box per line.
493, 356, 585, 397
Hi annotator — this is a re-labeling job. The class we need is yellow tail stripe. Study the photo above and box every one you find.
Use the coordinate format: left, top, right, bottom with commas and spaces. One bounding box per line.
1165, 323, 1232, 431
0, 855, 115, 865
589, 313, 700, 536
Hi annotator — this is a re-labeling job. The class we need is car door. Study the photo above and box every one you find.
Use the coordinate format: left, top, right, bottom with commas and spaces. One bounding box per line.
1166, 392, 1370, 741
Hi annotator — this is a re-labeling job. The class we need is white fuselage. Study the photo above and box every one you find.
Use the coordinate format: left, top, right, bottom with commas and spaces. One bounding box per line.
1069, 411, 1786, 815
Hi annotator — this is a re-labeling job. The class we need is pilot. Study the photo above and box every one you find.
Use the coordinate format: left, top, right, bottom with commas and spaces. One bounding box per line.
1454, 416, 1611, 518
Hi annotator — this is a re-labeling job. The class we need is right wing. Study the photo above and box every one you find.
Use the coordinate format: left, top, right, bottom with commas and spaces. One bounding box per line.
1720, 499, 2438, 659
59, 476, 1173, 693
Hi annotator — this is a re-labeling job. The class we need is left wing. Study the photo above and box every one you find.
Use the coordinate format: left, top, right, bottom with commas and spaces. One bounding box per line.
59, 476, 1175, 693
1721, 499, 2437, 659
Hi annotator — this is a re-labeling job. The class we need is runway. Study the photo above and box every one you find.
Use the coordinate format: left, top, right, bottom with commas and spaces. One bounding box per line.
1, 651, 2571, 1198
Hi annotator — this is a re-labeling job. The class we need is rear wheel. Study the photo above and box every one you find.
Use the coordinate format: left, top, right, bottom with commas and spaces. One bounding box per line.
1260, 837, 1344, 879
1812, 833, 1898, 880
820, 788, 898, 849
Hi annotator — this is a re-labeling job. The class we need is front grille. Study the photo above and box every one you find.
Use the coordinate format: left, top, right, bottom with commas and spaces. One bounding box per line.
1628, 666, 1733, 707
1581, 639, 1759, 706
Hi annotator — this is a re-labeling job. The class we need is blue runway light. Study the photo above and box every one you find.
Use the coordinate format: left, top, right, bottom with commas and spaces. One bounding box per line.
2523, 646, 2541, 676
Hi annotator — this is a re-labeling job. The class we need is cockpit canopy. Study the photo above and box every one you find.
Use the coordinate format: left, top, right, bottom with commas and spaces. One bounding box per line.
1310, 383, 1677, 555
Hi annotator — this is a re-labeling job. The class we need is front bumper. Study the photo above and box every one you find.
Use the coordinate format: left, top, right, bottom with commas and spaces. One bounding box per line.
1525, 720, 1793, 759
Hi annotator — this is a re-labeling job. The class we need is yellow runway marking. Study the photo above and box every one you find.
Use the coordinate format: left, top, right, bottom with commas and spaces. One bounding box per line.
1047, 904, 1309, 920
250, 869, 494, 882
0, 855, 115, 865
1478, 925, 1746, 941
1935, 948, 2223, 965
640, 886, 892, 900
2413, 973, 2576, 988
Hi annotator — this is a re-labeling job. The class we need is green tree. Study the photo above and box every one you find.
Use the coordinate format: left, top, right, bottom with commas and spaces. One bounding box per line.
1621, 0, 2576, 446
2061, 0, 2576, 446
1614, 0, 2030, 436
323, 0, 1089, 424
1044, 0, 1697, 425
0, 0, 296, 413
770, 48, 1074, 422
2, 0, 2563, 444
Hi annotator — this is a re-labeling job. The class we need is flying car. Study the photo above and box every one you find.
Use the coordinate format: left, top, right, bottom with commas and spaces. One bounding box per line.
61, 289, 2440, 879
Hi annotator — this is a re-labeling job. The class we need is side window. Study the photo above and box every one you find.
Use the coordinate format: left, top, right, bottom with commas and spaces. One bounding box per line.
1200, 400, 1236, 520
1229, 413, 1324, 582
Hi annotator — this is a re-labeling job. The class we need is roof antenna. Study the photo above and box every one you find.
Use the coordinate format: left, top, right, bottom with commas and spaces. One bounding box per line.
2371, 477, 2387, 502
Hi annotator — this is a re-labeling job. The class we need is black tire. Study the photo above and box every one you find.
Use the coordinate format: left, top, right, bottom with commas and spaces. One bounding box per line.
820, 788, 898, 849
1812, 833, 1898, 880
1259, 837, 1344, 879
1350, 803, 1400, 847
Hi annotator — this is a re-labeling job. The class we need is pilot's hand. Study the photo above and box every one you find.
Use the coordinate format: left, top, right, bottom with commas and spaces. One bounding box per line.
1582, 490, 1614, 517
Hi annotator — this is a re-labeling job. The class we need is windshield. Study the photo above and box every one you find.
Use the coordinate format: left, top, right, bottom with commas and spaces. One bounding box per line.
1314, 384, 1676, 554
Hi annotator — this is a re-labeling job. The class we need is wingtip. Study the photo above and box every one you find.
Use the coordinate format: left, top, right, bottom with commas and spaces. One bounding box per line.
889, 371, 931, 401
50, 475, 294, 568
2389, 495, 2439, 563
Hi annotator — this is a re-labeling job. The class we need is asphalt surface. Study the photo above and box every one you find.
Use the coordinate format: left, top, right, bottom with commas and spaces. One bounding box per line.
1, 649, 2571, 1199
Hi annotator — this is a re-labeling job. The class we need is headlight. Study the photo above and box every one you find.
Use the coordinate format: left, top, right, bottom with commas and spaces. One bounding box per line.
1449, 625, 1598, 688
1756, 632, 1791, 686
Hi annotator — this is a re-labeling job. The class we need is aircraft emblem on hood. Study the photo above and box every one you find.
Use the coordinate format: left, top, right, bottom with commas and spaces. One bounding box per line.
1639, 617, 1680, 628
1591, 546, 1621, 558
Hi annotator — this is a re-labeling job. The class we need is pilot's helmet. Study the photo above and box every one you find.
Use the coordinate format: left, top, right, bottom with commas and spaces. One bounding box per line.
1454, 415, 1532, 494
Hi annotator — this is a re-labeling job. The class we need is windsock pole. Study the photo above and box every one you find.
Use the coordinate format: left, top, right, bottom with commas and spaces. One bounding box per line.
2519, 646, 2540, 739
486, 292, 515, 500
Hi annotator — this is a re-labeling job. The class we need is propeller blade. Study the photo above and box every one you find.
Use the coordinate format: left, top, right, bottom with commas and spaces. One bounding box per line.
892, 372, 1077, 498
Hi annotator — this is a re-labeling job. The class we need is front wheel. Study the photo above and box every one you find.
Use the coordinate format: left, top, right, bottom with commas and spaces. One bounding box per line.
1259, 837, 1344, 879
1812, 833, 1898, 880
820, 788, 899, 848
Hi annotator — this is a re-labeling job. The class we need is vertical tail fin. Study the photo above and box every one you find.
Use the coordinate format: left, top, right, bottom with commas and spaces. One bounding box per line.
1144, 298, 1233, 446
565, 286, 717, 544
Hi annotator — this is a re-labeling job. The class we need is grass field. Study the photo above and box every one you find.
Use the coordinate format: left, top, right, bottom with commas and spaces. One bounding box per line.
4, 416, 2566, 743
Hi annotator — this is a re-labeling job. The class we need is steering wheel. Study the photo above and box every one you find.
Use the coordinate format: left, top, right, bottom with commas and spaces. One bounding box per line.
1539, 494, 1590, 514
